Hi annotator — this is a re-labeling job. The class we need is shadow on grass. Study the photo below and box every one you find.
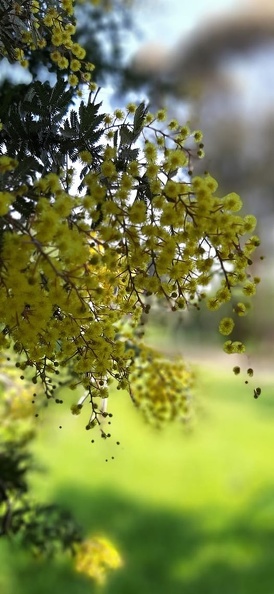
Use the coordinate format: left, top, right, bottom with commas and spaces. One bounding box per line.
4, 485, 274, 594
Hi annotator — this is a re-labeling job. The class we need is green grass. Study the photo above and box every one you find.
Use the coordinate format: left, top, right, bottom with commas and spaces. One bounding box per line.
1, 364, 274, 594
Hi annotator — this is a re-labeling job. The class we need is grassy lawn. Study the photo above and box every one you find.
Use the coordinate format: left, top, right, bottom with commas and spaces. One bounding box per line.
1, 361, 274, 593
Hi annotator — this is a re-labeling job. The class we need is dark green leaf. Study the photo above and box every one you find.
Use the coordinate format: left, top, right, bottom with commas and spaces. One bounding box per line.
133, 101, 148, 134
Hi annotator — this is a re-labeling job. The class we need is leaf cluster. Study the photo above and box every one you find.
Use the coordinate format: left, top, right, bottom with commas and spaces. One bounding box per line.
0, 80, 74, 175
0, 371, 81, 557
0, 439, 82, 556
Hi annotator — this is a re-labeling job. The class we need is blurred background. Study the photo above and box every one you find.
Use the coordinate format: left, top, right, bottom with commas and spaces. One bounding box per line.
1, 0, 274, 592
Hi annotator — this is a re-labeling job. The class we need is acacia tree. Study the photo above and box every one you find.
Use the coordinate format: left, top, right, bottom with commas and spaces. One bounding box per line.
0, 0, 262, 439
0, 0, 260, 426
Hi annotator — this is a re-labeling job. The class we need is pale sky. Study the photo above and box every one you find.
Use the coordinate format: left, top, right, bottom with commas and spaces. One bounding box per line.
132, 0, 241, 50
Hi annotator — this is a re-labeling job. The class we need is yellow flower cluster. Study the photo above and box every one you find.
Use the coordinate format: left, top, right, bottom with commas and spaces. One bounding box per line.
74, 535, 123, 584
0, 190, 16, 216
129, 346, 194, 426
0, 155, 18, 173
0, 1, 94, 86
0, 0, 261, 423
0, 100, 260, 423
223, 341, 246, 354
0, 355, 42, 443
218, 317, 235, 336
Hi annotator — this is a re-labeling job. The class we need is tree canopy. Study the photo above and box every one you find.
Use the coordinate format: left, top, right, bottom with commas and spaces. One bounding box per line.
0, 0, 260, 431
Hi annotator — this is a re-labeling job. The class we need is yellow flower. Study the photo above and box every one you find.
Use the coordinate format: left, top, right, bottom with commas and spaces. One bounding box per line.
164, 180, 179, 200
144, 142, 157, 161
193, 130, 203, 142
219, 317, 235, 336
70, 59, 81, 72
168, 119, 179, 131
71, 43, 86, 60
156, 108, 166, 121
74, 536, 123, 584
50, 50, 62, 63
31, 0, 40, 13
114, 109, 124, 120
223, 340, 234, 354
58, 56, 69, 70
242, 282, 256, 297
0, 156, 18, 173
86, 62, 95, 72
51, 33, 63, 47
207, 297, 221, 311
101, 160, 116, 178
0, 191, 16, 215
37, 39, 47, 49
126, 102, 137, 114
81, 72, 91, 82
205, 174, 218, 192
68, 74, 79, 86
79, 150, 92, 164
233, 302, 247, 316
165, 149, 187, 170
61, 0, 74, 15
128, 201, 147, 224
243, 214, 257, 233
223, 192, 243, 212
65, 24, 76, 35
232, 341, 246, 354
